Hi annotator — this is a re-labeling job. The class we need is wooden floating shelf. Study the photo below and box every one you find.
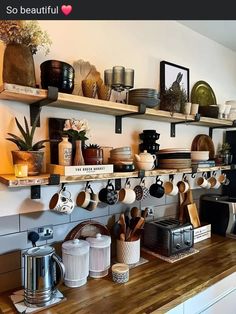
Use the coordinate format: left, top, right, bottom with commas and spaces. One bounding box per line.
0, 83, 235, 128
0, 166, 232, 188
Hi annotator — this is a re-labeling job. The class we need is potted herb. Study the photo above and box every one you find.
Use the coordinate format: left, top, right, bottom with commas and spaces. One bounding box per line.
160, 87, 187, 115
6, 112, 51, 175
219, 142, 233, 165
83, 144, 103, 165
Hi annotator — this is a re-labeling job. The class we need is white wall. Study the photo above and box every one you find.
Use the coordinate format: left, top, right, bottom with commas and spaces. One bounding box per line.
0, 20, 236, 216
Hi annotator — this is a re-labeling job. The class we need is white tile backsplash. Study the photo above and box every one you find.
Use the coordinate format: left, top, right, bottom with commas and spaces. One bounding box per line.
20, 210, 70, 231
0, 214, 19, 235
71, 205, 109, 222
0, 232, 28, 254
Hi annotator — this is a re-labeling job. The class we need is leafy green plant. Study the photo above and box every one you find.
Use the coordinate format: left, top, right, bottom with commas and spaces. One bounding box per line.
6, 113, 50, 151
160, 87, 187, 114
219, 142, 231, 154
84, 144, 100, 149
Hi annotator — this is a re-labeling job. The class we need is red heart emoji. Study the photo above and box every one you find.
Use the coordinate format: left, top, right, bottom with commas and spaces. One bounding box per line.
61, 5, 72, 16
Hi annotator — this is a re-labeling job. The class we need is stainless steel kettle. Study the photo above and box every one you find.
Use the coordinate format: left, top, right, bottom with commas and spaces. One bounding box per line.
23, 245, 65, 307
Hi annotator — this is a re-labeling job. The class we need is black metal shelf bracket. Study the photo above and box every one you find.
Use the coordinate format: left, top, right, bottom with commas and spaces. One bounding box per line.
31, 186, 41, 199
170, 113, 201, 137
209, 120, 236, 138
30, 86, 58, 126
115, 104, 146, 134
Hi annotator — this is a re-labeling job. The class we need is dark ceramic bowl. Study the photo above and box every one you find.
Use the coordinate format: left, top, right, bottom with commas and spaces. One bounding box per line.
40, 60, 75, 94
139, 143, 160, 152
139, 133, 160, 141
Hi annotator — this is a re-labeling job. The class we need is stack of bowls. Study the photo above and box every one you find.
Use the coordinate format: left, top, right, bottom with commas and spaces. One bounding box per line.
40, 60, 75, 94
128, 89, 160, 108
108, 147, 135, 172
191, 151, 209, 161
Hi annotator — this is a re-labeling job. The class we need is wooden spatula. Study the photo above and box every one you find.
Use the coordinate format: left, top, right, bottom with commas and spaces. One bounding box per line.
187, 203, 201, 228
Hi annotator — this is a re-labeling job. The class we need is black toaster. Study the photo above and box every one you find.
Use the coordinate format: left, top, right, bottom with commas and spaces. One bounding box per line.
143, 218, 194, 256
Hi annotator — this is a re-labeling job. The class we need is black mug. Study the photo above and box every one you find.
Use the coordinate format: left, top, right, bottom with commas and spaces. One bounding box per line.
98, 182, 118, 205
149, 178, 165, 198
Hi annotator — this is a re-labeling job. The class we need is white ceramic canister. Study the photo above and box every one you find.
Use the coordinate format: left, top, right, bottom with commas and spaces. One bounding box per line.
86, 233, 111, 278
58, 136, 72, 166
62, 239, 90, 287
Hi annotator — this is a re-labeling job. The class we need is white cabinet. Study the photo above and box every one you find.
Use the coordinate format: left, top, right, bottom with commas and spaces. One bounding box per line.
202, 288, 236, 313
166, 273, 236, 314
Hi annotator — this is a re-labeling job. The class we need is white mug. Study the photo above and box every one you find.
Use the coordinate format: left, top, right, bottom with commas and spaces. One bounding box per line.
119, 188, 136, 204
208, 176, 221, 189
164, 181, 179, 196
196, 177, 211, 189
191, 103, 199, 115
177, 180, 190, 193
49, 187, 75, 214
218, 173, 230, 186
76, 185, 98, 211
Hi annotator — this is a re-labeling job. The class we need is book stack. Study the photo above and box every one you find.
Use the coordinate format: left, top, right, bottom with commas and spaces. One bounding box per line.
192, 160, 215, 168
194, 224, 211, 243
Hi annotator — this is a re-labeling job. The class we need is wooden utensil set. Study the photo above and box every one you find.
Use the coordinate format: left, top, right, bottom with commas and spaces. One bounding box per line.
115, 207, 148, 242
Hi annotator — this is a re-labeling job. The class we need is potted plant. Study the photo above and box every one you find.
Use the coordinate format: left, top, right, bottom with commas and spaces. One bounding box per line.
160, 86, 187, 115
218, 142, 233, 165
0, 20, 52, 87
6, 112, 51, 175
83, 144, 103, 165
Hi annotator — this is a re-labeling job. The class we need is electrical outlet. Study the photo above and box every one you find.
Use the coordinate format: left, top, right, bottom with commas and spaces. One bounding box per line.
142, 206, 154, 216
28, 225, 53, 242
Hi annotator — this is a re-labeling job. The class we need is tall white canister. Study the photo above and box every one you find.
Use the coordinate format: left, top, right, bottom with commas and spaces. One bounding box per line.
86, 233, 111, 278
62, 239, 90, 287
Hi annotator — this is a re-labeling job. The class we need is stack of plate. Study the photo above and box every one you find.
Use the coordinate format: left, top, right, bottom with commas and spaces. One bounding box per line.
128, 89, 160, 108
157, 148, 191, 169
108, 147, 135, 172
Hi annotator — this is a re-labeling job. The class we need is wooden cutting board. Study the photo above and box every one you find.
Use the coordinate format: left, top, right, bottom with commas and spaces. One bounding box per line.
187, 203, 201, 228
191, 134, 215, 159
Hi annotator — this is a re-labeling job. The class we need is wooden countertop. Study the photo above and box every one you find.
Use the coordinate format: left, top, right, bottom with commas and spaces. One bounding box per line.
1, 235, 236, 314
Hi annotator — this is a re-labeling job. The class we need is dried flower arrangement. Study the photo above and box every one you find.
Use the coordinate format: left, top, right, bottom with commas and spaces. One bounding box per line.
0, 20, 52, 55
160, 87, 187, 114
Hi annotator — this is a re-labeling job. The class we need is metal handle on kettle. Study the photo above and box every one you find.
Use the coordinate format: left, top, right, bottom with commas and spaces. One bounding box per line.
52, 253, 65, 289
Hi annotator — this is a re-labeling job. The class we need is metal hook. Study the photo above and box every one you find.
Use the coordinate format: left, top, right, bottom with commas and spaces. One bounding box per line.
85, 181, 90, 189
125, 178, 131, 188
140, 177, 145, 185
212, 171, 217, 177
202, 172, 207, 179
182, 173, 187, 181
169, 174, 174, 182
155, 176, 160, 183
61, 183, 66, 191
191, 173, 196, 179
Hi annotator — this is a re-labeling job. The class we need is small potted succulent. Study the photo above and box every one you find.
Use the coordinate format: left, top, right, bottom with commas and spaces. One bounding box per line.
6, 112, 51, 175
83, 144, 103, 165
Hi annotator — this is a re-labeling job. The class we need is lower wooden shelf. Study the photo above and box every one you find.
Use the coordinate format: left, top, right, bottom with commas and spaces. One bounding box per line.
0, 165, 233, 188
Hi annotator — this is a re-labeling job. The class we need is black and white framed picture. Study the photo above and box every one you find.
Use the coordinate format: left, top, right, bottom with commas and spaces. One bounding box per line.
160, 61, 189, 100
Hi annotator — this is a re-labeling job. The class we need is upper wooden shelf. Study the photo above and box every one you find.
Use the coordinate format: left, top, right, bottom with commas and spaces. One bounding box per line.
0, 165, 232, 188
0, 83, 235, 128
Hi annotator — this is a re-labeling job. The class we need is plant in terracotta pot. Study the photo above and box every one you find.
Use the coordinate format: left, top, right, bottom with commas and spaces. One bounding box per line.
6, 112, 51, 175
0, 20, 52, 87
83, 144, 103, 165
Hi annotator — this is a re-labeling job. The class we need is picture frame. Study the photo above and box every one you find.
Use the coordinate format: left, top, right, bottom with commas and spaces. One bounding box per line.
160, 61, 190, 100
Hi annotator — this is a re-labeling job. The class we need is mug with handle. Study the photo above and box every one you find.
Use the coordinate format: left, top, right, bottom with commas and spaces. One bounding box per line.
119, 179, 136, 204
49, 185, 75, 214
149, 177, 165, 198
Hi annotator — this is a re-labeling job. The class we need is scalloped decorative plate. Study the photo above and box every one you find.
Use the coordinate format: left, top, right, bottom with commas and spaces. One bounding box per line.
72, 59, 102, 96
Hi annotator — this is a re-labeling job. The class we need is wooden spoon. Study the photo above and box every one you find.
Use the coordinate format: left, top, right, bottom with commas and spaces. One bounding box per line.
131, 207, 140, 218
130, 217, 144, 241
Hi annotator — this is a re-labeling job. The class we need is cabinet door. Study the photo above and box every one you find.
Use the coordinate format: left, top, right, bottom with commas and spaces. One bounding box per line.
184, 273, 236, 314
201, 288, 236, 314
